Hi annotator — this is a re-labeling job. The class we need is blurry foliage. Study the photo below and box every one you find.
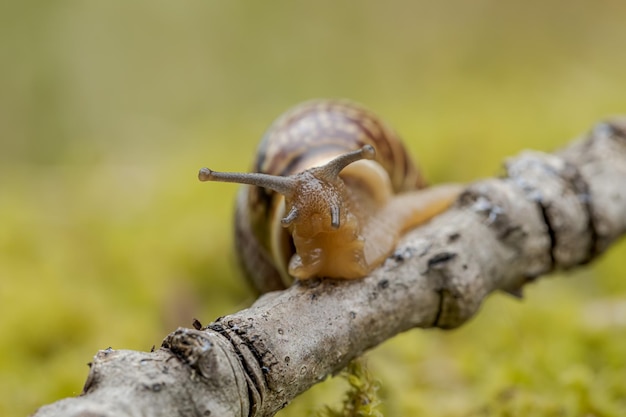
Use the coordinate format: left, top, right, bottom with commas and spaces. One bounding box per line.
1, 1, 625, 416
317, 359, 383, 417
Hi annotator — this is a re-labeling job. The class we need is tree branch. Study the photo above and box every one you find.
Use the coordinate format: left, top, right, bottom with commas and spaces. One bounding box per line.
32, 118, 626, 417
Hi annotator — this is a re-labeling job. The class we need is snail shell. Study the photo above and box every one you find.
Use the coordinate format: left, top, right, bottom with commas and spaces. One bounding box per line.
200, 99, 460, 293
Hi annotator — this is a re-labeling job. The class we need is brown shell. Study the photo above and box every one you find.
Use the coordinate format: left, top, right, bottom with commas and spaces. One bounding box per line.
235, 99, 425, 293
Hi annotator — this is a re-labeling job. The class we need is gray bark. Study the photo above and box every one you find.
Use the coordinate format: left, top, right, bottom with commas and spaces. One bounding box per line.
32, 118, 626, 417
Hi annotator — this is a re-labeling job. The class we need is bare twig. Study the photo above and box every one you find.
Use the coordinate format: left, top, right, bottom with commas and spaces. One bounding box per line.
32, 118, 626, 417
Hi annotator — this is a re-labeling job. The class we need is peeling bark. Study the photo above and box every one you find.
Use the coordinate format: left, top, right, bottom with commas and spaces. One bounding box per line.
32, 118, 626, 417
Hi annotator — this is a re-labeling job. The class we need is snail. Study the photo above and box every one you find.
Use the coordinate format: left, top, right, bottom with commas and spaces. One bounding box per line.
199, 100, 461, 293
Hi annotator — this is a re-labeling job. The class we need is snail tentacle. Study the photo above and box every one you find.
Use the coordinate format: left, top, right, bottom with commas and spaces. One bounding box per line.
198, 167, 297, 197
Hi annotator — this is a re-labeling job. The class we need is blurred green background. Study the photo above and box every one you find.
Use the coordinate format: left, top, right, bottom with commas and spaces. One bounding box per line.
2, 1, 626, 416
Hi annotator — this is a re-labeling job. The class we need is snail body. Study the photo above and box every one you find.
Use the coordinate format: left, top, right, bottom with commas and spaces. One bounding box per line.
200, 100, 460, 293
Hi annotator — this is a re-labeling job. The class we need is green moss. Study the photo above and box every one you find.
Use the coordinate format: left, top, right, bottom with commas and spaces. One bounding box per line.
316, 359, 383, 417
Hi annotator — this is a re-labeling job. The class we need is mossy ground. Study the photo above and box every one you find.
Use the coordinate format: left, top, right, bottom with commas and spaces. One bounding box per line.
1, 2, 626, 416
